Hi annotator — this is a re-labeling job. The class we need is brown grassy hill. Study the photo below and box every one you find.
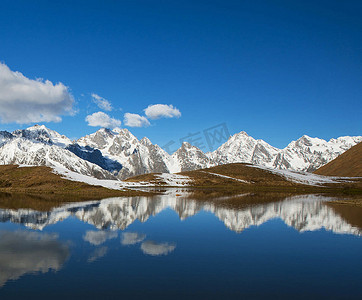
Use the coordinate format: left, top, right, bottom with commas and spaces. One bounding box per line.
126, 162, 362, 194
0, 165, 150, 199
182, 163, 299, 187
314, 142, 362, 177
126, 163, 335, 193
125, 163, 299, 187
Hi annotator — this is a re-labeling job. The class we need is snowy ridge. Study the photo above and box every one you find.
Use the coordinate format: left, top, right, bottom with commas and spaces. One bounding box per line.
77, 128, 361, 177
0, 131, 14, 147
0, 195, 360, 236
210, 131, 280, 167
0, 125, 360, 185
77, 128, 173, 179
13, 124, 72, 147
0, 138, 114, 179
171, 142, 214, 172
272, 135, 362, 171
210, 132, 362, 172
249, 165, 348, 186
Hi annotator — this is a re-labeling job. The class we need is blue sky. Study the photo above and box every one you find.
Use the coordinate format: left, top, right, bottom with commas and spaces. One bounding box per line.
0, 0, 361, 150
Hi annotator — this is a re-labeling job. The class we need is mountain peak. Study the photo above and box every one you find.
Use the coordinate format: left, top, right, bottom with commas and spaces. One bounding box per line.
295, 135, 327, 147
11, 124, 71, 147
298, 134, 315, 142
88, 128, 115, 140
171, 142, 194, 154
175, 141, 205, 153
116, 128, 132, 135
229, 131, 252, 142
112, 127, 123, 134
140, 136, 152, 146
180, 141, 193, 149
27, 124, 48, 131
235, 131, 249, 137
97, 128, 114, 134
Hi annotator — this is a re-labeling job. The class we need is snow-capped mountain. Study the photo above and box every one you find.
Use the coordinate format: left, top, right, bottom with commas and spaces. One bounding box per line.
171, 142, 214, 172
76, 129, 215, 177
273, 135, 362, 171
209, 131, 280, 167
0, 125, 115, 179
0, 194, 360, 235
0, 131, 14, 147
77, 128, 172, 178
0, 124, 361, 182
12, 125, 72, 147
209, 131, 362, 172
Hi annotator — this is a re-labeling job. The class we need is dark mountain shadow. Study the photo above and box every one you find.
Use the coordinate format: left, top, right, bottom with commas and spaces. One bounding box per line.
66, 144, 122, 174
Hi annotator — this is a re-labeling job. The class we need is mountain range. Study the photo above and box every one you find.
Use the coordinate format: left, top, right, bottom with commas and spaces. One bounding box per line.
0, 125, 361, 180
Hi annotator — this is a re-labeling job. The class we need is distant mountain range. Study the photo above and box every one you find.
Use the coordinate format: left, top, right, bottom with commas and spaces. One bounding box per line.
0, 125, 361, 180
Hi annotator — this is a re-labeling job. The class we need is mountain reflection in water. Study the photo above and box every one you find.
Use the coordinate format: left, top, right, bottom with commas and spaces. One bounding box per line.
0, 192, 361, 298
0, 193, 360, 235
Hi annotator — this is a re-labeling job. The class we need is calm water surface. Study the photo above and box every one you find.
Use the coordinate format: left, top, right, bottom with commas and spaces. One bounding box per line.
0, 191, 361, 299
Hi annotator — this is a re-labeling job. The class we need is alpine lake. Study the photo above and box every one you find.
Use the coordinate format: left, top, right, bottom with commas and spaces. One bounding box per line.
0, 189, 361, 299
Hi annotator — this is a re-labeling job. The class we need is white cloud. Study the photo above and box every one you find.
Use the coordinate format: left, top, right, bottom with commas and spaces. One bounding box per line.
91, 93, 112, 111
85, 111, 122, 128
144, 104, 181, 120
124, 113, 150, 127
140, 240, 176, 256
0, 62, 74, 124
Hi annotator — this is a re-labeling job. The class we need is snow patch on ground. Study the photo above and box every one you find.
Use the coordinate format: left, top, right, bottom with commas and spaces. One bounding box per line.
200, 171, 250, 184
155, 173, 191, 186
249, 165, 348, 186
51, 165, 191, 189
52, 165, 126, 190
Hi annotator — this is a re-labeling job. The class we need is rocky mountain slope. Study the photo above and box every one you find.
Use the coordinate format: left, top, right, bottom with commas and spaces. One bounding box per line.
314, 142, 362, 177
77, 128, 177, 178
0, 125, 114, 179
0, 125, 360, 181
73, 128, 362, 177
209, 131, 362, 172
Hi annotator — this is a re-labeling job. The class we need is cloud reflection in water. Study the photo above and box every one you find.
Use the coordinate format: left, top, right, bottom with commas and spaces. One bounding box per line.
0, 230, 69, 287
